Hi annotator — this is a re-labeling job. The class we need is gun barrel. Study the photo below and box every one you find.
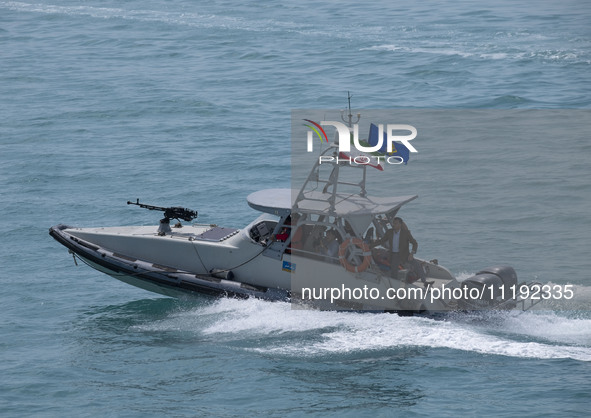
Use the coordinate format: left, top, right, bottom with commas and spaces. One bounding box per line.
127, 199, 198, 222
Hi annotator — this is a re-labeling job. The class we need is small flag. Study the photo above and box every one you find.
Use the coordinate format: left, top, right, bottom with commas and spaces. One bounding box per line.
368, 123, 410, 164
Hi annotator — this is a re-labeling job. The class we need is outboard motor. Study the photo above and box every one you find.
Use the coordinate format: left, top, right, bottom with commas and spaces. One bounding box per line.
461, 265, 518, 309
477, 265, 518, 288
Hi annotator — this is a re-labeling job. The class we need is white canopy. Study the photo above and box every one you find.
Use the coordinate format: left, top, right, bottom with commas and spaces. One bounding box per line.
247, 188, 417, 217
247, 188, 292, 217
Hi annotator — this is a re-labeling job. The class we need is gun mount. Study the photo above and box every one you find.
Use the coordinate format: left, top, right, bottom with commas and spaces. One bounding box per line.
127, 199, 198, 236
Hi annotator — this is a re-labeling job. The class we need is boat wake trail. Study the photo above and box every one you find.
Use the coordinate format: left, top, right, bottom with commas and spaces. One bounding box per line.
137, 297, 591, 362
0, 1, 344, 39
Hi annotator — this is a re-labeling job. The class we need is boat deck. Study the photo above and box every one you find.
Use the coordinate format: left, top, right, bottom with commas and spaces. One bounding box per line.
65, 224, 240, 242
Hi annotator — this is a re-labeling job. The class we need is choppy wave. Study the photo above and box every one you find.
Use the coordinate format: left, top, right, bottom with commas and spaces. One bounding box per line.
362, 44, 590, 64
6, 1, 588, 67
135, 297, 591, 362
1, 1, 251, 30
0, 1, 353, 39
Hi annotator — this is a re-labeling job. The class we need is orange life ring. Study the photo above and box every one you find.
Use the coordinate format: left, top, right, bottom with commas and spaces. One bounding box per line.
338, 238, 371, 273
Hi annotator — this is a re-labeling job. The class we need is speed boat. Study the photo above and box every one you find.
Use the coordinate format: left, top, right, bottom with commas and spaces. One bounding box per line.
50, 142, 542, 314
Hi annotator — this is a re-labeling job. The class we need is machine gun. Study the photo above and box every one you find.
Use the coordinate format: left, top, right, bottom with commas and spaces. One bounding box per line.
127, 199, 198, 235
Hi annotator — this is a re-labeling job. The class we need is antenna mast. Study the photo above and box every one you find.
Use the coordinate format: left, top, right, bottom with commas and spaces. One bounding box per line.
341, 91, 360, 127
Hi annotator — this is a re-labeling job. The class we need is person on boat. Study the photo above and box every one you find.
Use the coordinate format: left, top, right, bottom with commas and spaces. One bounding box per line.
323, 229, 341, 261
275, 227, 290, 242
274, 215, 292, 243
370, 217, 427, 284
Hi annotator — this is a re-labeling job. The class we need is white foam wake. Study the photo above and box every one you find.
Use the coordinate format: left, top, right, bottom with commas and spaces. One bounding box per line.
138, 297, 591, 362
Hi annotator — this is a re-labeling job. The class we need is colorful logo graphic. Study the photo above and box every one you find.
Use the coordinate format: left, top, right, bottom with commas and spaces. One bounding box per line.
282, 260, 296, 273
303, 119, 328, 144
304, 119, 417, 166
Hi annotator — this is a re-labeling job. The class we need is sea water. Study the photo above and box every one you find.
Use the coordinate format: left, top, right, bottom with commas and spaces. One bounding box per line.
1, 0, 590, 416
